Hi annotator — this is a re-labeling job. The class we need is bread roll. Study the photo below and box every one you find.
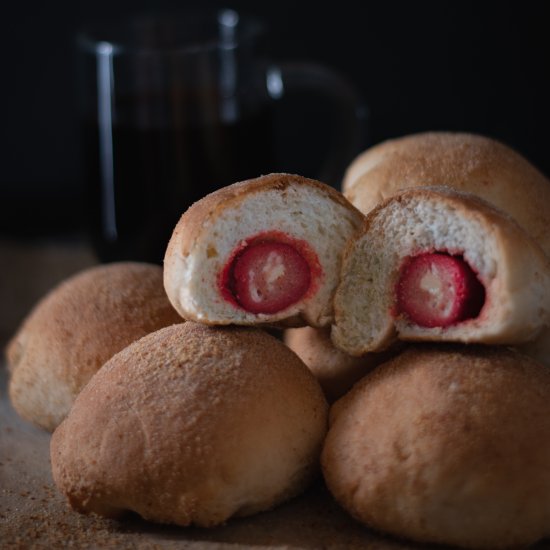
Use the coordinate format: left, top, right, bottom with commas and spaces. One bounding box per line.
284, 327, 395, 402
163, 173, 364, 328
342, 132, 550, 256
51, 323, 328, 527
6, 262, 182, 431
322, 344, 550, 549
332, 187, 550, 355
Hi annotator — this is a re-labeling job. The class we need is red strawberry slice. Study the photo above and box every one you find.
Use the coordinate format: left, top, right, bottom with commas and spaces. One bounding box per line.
396, 253, 485, 328
229, 241, 311, 314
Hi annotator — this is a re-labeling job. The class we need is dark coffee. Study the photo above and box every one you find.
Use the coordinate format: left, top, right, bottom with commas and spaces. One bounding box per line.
83, 97, 275, 264
78, 11, 363, 265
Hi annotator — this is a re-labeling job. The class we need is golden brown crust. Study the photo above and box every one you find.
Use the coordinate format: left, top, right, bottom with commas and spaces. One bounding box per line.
322, 344, 550, 549
51, 322, 328, 527
343, 132, 550, 255
6, 262, 182, 431
165, 173, 358, 263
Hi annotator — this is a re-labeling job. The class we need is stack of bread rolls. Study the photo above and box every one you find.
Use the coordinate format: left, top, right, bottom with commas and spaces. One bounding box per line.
322, 132, 550, 548
340, 132, 550, 365
8, 261, 330, 526
6, 134, 550, 548
159, 136, 549, 547
10, 174, 365, 528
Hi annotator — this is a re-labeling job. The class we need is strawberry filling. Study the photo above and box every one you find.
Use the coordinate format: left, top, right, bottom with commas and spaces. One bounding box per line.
396, 252, 485, 328
220, 233, 320, 314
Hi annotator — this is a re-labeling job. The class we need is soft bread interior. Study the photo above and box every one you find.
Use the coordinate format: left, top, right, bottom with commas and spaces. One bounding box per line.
166, 181, 363, 326
331, 188, 550, 355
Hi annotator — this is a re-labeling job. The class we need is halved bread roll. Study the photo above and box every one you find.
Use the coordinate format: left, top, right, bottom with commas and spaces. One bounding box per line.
6, 262, 182, 431
331, 187, 550, 355
342, 132, 550, 256
51, 322, 328, 527
163, 173, 364, 327
322, 344, 550, 549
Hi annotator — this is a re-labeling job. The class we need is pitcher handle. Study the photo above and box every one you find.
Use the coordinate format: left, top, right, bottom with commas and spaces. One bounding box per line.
265, 62, 368, 188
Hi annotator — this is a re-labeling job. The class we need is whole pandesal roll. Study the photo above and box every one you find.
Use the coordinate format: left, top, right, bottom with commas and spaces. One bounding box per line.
322, 344, 550, 549
163, 173, 364, 328
342, 132, 550, 256
331, 187, 550, 355
6, 262, 182, 431
50, 323, 328, 527
284, 327, 392, 402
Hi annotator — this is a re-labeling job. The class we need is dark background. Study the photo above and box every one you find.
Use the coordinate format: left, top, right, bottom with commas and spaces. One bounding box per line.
1, 1, 548, 239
